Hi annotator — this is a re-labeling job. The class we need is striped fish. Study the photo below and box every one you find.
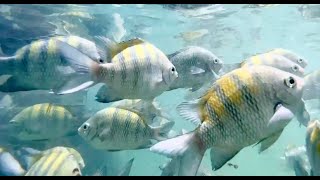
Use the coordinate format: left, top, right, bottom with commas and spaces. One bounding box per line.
151, 65, 306, 175
0, 147, 26, 176
78, 107, 174, 151
221, 52, 304, 77
110, 99, 171, 124
53, 38, 178, 99
95, 46, 222, 103
8, 103, 80, 141
303, 69, 320, 101
25, 146, 84, 176
306, 120, 320, 176
0, 35, 103, 92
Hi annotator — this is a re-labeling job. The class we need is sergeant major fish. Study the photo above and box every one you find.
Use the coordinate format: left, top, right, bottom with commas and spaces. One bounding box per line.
0, 35, 104, 93
95, 46, 222, 103
150, 65, 307, 176
24, 146, 84, 176
53, 38, 178, 99
78, 107, 174, 151
8, 103, 82, 141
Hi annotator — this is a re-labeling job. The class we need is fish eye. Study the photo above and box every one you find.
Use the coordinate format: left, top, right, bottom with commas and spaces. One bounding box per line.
82, 123, 89, 131
99, 59, 104, 63
171, 67, 175, 72
214, 59, 219, 63
284, 76, 296, 88
292, 65, 299, 72
298, 58, 303, 63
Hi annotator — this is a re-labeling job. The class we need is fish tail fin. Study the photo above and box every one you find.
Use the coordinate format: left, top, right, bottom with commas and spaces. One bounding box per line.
150, 131, 206, 176
53, 39, 101, 95
151, 121, 175, 141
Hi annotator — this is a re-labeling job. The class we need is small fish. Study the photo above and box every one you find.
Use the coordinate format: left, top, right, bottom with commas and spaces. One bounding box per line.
306, 120, 320, 176
167, 46, 223, 92
8, 103, 81, 141
25, 146, 84, 176
0, 36, 103, 93
151, 65, 305, 175
78, 107, 174, 151
221, 52, 305, 77
0, 147, 26, 176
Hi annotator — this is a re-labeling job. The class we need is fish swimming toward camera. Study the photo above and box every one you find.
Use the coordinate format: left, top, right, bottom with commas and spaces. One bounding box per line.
151, 65, 307, 176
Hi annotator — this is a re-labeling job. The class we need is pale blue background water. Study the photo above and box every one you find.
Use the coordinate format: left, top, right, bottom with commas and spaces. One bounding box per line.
1, 4, 320, 176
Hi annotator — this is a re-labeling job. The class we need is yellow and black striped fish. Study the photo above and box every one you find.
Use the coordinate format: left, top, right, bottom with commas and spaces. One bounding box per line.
9, 103, 80, 141
78, 107, 174, 151
0, 35, 102, 92
25, 146, 84, 176
151, 65, 306, 175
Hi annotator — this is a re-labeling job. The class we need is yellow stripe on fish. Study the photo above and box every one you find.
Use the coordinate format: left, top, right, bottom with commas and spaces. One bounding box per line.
144, 43, 157, 62
47, 39, 58, 57
234, 68, 259, 94
311, 125, 320, 144
46, 150, 69, 175
250, 55, 262, 65
66, 36, 81, 48
31, 104, 43, 120
28, 40, 45, 60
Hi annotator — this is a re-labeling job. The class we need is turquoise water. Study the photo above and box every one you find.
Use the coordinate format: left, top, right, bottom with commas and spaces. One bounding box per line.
1, 4, 320, 176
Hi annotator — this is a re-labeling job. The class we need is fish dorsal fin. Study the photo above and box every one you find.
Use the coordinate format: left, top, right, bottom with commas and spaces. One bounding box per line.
95, 36, 146, 61
116, 105, 149, 121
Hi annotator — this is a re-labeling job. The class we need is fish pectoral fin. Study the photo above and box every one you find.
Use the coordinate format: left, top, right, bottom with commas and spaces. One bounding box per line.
190, 66, 206, 75
210, 148, 239, 171
258, 130, 283, 153
151, 72, 165, 88
52, 75, 95, 95
267, 104, 294, 130
176, 99, 202, 125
